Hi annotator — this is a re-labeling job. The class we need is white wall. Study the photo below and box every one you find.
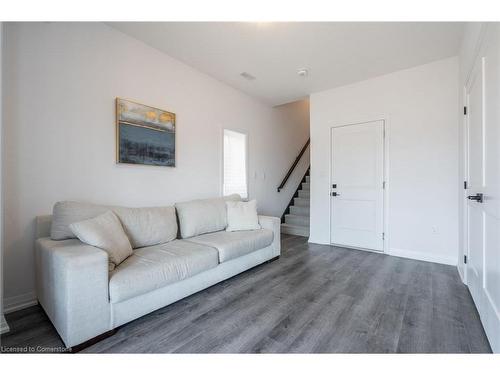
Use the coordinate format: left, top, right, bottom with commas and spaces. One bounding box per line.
310, 57, 459, 265
2, 22, 309, 310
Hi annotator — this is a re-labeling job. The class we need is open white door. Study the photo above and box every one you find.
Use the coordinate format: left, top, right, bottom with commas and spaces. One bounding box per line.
465, 58, 484, 312
330, 121, 385, 252
465, 26, 500, 352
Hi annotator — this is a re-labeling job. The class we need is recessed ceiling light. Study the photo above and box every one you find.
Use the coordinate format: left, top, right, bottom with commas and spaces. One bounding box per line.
240, 72, 256, 81
297, 68, 309, 77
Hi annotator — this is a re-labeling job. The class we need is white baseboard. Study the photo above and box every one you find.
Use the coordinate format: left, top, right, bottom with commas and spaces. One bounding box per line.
309, 239, 458, 267
457, 264, 465, 283
387, 247, 457, 266
4, 291, 38, 314
308, 238, 329, 245
1, 314, 9, 334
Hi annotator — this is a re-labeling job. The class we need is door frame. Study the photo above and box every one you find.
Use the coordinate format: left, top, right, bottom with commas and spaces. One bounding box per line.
329, 119, 389, 254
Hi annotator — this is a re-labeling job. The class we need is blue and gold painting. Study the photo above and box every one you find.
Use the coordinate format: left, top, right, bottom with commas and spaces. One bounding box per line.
116, 98, 176, 167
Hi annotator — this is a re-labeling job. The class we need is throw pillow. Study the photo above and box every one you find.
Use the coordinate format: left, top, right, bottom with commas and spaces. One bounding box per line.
69, 211, 133, 268
226, 200, 261, 232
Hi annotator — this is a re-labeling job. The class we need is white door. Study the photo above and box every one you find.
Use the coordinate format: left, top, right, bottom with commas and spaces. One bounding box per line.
330, 121, 385, 251
465, 25, 500, 352
466, 59, 484, 311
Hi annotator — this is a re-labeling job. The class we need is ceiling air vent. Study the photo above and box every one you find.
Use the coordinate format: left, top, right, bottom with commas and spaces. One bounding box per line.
297, 68, 309, 77
240, 72, 256, 81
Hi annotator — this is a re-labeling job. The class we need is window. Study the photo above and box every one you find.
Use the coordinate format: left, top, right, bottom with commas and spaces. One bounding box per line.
223, 129, 248, 199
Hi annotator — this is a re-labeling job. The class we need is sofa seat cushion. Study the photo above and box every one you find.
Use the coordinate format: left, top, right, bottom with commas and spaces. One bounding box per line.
185, 229, 273, 263
109, 240, 219, 303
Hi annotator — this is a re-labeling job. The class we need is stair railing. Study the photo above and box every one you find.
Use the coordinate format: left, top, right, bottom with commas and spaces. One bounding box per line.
277, 138, 310, 192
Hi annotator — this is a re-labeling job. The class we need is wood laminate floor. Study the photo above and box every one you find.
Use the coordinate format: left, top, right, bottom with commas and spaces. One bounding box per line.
0, 235, 492, 353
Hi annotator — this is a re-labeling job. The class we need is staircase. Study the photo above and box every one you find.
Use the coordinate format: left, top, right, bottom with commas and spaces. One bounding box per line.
281, 173, 310, 237
277, 138, 310, 238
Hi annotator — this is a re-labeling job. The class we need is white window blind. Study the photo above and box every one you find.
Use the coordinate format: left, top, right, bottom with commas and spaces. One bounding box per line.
223, 129, 248, 199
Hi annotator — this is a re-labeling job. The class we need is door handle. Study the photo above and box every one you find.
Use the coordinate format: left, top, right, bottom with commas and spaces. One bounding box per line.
331, 192, 340, 197
467, 193, 483, 203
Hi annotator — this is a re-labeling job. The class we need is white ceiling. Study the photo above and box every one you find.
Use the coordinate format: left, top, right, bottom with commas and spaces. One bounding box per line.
109, 22, 464, 106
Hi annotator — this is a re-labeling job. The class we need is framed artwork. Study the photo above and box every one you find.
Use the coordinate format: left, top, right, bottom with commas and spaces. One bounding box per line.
116, 98, 176, 167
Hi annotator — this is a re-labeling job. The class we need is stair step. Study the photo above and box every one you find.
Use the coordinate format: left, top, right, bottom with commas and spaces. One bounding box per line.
301, 182, 310, 191
290, 205, 310, 216
305, 175, 310, 183
293, 197, 309, 207
281, 223, 309, 237
285, 214, 309, 226
298, 190, 310, 199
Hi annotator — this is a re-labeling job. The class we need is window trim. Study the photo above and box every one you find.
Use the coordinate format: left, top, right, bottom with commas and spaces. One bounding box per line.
221, 128, 249, 200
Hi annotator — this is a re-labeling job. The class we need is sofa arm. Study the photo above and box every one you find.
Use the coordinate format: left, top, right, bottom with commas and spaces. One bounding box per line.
258, 215, 281, 257
35, 238, 111, 348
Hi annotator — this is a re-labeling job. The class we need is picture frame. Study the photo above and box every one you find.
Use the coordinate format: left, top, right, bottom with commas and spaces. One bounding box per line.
116, 97, 176, 167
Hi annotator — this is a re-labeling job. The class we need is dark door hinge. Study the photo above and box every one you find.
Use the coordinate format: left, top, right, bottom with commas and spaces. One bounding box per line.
464, 255, 467, 264
464, 181, 467, 189
382, 232, 385, 240
464, 106, 467, 115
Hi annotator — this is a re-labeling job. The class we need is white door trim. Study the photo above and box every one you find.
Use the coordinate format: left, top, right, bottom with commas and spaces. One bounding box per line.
329, 119, 389, 254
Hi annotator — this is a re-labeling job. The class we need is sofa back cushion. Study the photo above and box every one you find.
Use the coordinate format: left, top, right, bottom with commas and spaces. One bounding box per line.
113, 206, 177, 248
51, 201, 178, 248
51, 201, 111, 240
175, 194, 241, 238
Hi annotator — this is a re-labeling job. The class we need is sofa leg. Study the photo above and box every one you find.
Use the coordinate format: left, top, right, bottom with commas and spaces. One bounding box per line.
69, 329, 118, 353
265, 256, 280, 264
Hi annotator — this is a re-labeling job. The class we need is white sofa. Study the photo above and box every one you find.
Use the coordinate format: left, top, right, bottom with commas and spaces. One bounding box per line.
34, 195, 281, 349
